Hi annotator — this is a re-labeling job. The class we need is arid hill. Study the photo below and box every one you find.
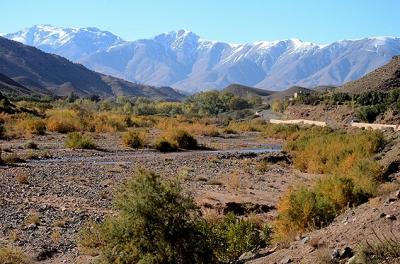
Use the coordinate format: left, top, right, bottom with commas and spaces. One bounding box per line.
222, 84, 275, 98
341, 55, 400, 94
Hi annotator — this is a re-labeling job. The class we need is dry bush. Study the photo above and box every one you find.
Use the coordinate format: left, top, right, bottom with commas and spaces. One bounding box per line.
1, 153, 25, 164
25, 212, 41, 226
46, 109, 81, 133
65, 132, 96, 149
228, 119, 267, 132
91, 112, 127, 133
153, 137, 178, 152
122, 130, 147, 149
16, 172, 29, 185
314, 246, 331, 264
166, 129, 198, 150
377, 182, 400, 196
51, 229, 62, 244
156, 117, 220, 136
14, 116, 46, 137
356, 229, 400, 264
226, 172, 243, 191
53, 217, 69, 228
24, 140, 38, 149
0, 247, 30, 264
8, 230, 19, 242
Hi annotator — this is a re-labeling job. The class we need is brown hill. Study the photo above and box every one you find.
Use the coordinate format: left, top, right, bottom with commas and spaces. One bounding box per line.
341, 55, 400, 94
0, 72, 39, 97
222, 84, 275, 98
0, 37, 184, 101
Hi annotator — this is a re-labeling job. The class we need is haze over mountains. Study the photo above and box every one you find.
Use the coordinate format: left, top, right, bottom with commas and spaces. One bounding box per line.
4, 25, 400, 93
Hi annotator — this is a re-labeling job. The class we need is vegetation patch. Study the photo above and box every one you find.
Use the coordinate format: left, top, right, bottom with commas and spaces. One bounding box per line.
78, 170, 272, 263
0, 247, 31, 264
122, 130, 146, 149
64, 132, 96, 149
267, 125, 387, 240
153, 137, 178, 152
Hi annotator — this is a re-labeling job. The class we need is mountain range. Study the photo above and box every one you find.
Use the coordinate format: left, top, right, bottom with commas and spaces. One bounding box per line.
0, 36, 184, 100
4, 25, 400, 93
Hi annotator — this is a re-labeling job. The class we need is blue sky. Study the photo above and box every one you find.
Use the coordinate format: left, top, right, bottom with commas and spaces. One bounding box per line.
2, 0, 400, 44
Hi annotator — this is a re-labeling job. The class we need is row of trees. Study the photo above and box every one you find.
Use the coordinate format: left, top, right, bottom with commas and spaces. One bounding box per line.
58, 90, 263, 117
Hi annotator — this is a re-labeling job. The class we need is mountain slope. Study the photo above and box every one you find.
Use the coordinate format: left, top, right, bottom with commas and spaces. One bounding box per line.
6, 26, 400, 93
0, 36, 184, 100
0, 72, 36, 96
340, 55, 400, 93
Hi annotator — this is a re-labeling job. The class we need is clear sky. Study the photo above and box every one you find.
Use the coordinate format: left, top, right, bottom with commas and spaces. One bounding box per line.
2, 0, 400, 44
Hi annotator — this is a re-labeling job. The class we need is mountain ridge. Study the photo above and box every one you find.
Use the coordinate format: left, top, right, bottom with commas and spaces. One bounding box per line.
0, 36, 184, 101
5, 25, 400, 93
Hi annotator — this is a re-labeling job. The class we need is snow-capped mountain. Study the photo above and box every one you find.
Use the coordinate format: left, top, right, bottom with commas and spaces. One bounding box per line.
5, 24, 125, 60
5, 25, 400, 92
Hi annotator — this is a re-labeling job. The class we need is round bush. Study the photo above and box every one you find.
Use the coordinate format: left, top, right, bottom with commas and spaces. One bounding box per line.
122, 131, 145, 149
171, 130, 198, 150
153, 137, 178, 152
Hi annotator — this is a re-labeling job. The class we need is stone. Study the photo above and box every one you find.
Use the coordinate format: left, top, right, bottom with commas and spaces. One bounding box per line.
385, 214, 397, 220
280, 256, 292, 264
346, 256, 356, 264
301, 236, 310, 244
331, 249, 340, 259
340, 246, 354, 259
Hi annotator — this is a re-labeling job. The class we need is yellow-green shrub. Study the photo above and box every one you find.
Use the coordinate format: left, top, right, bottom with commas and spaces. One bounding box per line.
274, 128, 386, 241
122, 130, 146, 149
167, 129, 198, 150
91, 112, 127, 133
14, 116, 46, 137
153, 137, 178, 152
46, 109, 81, 133
65, 132, 96, 149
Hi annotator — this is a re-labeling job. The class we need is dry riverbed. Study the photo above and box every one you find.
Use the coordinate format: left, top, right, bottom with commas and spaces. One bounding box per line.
0, 131, 314, 263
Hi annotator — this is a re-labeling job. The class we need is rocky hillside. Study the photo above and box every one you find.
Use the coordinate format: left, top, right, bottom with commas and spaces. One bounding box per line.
0, 37, 184, 100
341, 55, 400, 94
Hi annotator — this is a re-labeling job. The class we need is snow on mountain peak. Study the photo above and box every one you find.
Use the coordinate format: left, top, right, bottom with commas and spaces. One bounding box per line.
4, 25, 400, 92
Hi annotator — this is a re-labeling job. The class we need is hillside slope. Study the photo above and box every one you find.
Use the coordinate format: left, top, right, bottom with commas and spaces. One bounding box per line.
0, 37, 184, 100
222, 84, 275, 98
341, 55, 400, 94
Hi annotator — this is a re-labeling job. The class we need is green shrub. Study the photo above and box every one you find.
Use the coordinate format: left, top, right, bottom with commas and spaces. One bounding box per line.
79, 169, 214, 264
206, 213, 272, 263
275, 187, 336, 240
275, 129, 386, 240
122, 130, 146, 149
170, 130, 198, 150
153, 137, 178, 152
0, 247, 30, 264
65, 132, 96, 149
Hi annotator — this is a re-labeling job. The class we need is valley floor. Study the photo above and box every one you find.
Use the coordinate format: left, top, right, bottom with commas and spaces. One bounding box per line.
0, 132, 314, 263
1, 130, 399, 263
